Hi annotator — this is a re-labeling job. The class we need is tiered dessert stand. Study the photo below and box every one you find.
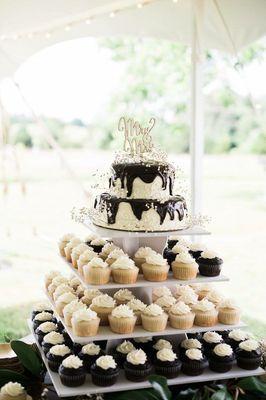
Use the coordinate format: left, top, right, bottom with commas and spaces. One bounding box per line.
30, 222, 264, 397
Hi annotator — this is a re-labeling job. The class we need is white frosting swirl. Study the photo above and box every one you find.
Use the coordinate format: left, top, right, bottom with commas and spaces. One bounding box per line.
84, 233, 98, 242
189, 242, 207, 252
239, 339, 259, 352
135, 247, 155, 258
69, 277, 81, 289
126, 349, 147, 365
34, 311, 53, 322
59, 233, 75, 243
203, 331, 222, 343
155, 295, 176, 309
179, 291, 198, 305
108, 249, 125, 260
81, 343, 101, 355
206, 290, 224, 304
193, 299, 215, 312
172, 244, 188, 254
83, 288, 103, 300
90, 238, 107, 246
33, 301, 52, 313
54, 284, 73, 299
62, 355, 83, 369
142, 303, 164, 316
181, 339, 202, 349
153, 286, 172, 298
43, 332, 64, 345
157, 348, 177, 362
72, 243, 90, 257
174, 252, 196, 264
134, 336, 153, 343
153, 339, 172, 351
56, 292, 77, 304
114, 289, 135, 302
96, 355, 117, 370
111, 304, 134, 318
220, 298, 239, 310
170, 301, 191, 315
91, 294, 115, 308
116, 341, 135, 354
72, 308, 98, 321
88, 257, 109, 269
185, 348, 203, 360
127, 299, 147, 312
78, 250, 98, 264
175, 284, 195, 297
201, 250, 219, 259
50, 344, 71, 356
63, 300, 86, 314
45, 271, 61, 282
51, 276, 68, 287
168, 236, 189, 246
146, 253, 167, 266
101, 243, 119, 256
67, 238, 82, 249
214, 343, 233, 357
228, 329, 249, 342
1, 383, 25, 397
111, 256, 136, 270
38, 322, 57, 333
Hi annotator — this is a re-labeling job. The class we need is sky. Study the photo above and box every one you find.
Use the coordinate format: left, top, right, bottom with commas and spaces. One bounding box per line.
0, 37, 265, 123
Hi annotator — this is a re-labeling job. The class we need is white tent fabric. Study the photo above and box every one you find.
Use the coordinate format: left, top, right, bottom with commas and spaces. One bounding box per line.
0, 0, 265, 79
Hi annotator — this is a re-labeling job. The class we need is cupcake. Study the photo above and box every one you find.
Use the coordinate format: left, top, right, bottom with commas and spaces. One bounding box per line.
76, 284, 85, 299
227, 329, 250, 350
174, 284, 196, 300
196, 284, 213, 300
132, 336, 154, 353
142, 253, 169, 282
169, 301, 195, 329
155, 295, 176, 313
113, 340, 136, 368
171, 252, 198, 280
197, 250, 223, 277
90, 294, 116, 325
42, 331, 64, 354
133, 247, 156, 272
46, 344, 72, 372
55, 292, 77, 317
164, 243, 188, 266
35, 321, 58, 344
78, 343, 104, 372
202, 331, 223, 356
100, 243, 120, 260
83, 257, 111, 285
141, 304, 168, 332
44, 271, 61, 290
72, 342, 82, 355
64, 238, 82, 262
178, 291, 199, 308
127, 299, 147, 325
71, 309, 100, 337
236, 339, 262, 370
62, 329, 73, 348
188, 242, 207, 260
152, 286, 172, 302
108, 305, 137, 334
154, 348, 181, 378
31, 301, 53, 320
209, 343, 235, 373
53, 284, 74, 301
33, 311, 53, 331
106, 248, 125, 266
179, 338, 203, 361
91, 355, 119, 386
81, 288, 103, 306
90, 237, 108, 253
218, 299, 241, 325
193, 299, 218, 327
181, 349, 207, 376
205, 290, 225, 307
59, 355, 86, 387
111, 256, 139, 284
84, 233, 99, 246
71, 243, 91, 268
58, 233, 75, 257
77, 249, 98, 276
113, 289, 135, 305
152, 339, 172, 360
69, 276, 81, 291
124, 349, 152, 382
47, 276, 69, 297
166, 235, 190, 249
63, 299, 87, 327
0, 382, 29, 400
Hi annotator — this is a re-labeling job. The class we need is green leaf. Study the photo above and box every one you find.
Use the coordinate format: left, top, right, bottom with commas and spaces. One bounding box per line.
174, 388, 199, 400
0, 369, 29, 387
149, 374, 172, 400
211, 389, 233, 400
11, 340, 43, 377
105, 388, 161, 400
238, 376, 266, 394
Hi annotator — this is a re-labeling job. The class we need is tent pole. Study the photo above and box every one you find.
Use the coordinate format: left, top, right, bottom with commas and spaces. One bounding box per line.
190, 0, 204, 216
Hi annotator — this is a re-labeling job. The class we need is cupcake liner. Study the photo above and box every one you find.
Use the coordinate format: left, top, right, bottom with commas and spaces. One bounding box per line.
72, 318, 100, 337
218, 308, 241, 325
59, 371, 86, 387
47, 358, 61, 373
111, 268, 139, 284
134, 311, 142, 325
55, 302, 67, 317
91, 370, 119, 386
84, 267, 111, 285
90, 305, 114, 326
171, 262, 198, 280
141, 313, 168, 332
199, 264, 221, 277
209, 359, 233, 373
154, 363, 181, 379
142, 264, 169, 282
77, 263, 85, 276
71, 257, 78, 268
194, 310, 218, 327
133, 257, 145, 272
169, 312, 195, 329
63, 311, 73, 327
237, 356, 261, 370
64, 248, 72, 262
108, 315, 137, 334
59, 247, 66, 257
124, 364, 153, 382
181, 360, 206, 376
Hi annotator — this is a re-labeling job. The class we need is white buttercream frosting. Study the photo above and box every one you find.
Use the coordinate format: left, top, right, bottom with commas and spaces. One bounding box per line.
72, 243, 90, 257
38, 322, 57, 333
116, 341, 136, 354
170, 301, 191, 315
111, 256, 136, 270
178, 291, 198, 305
111, 304, 134, 318
228, 329, 249, 342
157, 348, 177, 362
181, 339, 202, 349
168, 236, 189, 246
63, 300, 86, 314
54, 284, 73, 299
153, 286, 172, 298
78, 250, 98, 264
142, 304, 164, 316
127, 298, 147, 312
193, 299, 215, 312
84, 233, 99, 242
186, 348, 203, 360
69, 277, 81, 289
50, 344, 71, 356
175, 284, 195, 297
34, 311, 53, 322
114, 289, 135, 302
153, 339, 172, 351
43, 332, 64, 345
0, 383, 25, 397
220, 298, 239, 309
127, 349, 147, 365
214, 343, 233, 357
66, 238, 82, 249
45, 271, 61, 282
56, 292, 77, 304
135, 247, 155, 258
62, 355, 83, 369
83, 288, 103, 301
203, 331, 222, 343
146, 253, 167, 266
108, 249, 125, 260
96, 355, 117, 370
206, 290, 224, 304
81, 343, 101, 355
51, 276, 68, 287
87, 257, 109, 269
90, 238, 107, 246
172, 244, 188, 254
155, 295, 176, 309
201, 250, 219, 259
72, 308, 98, 321
100, 243, 119, 256
134, 336, 153, 343
239, 339, 259, 352
189, 242, 207, 252
91, 294, 116, 308
174, 252, 196, 264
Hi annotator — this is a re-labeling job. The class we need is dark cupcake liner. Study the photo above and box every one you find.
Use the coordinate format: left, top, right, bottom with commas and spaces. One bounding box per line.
237, 356, 261, 370
42, 342, 55, 355
198, 264, 221, 277
91, 370, 119, 387
154, 363, 181, 379
47, 358, 61, 373
113, 352, 127, 369
124, 364, 153, 382
209, 359, 233, 373
59, 371, 86, 387
35, 332, 46, 345
78, 351, 105, 373
181, 360, 207, 376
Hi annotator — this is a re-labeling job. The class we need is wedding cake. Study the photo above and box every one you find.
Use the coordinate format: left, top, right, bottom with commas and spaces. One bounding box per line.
92, 117, 188, 232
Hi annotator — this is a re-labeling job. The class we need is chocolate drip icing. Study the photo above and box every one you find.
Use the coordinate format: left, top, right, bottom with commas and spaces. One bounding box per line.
109, 163, 175, 197
94, 193, 187, 225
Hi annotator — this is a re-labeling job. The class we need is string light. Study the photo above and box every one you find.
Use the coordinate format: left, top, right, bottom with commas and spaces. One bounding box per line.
173, 0, 178, 3
85, 18, 92, 25
137, 2, 143, 8
64, 25, 71, 31
45, 32, 51, 39
109, 11, 116, 18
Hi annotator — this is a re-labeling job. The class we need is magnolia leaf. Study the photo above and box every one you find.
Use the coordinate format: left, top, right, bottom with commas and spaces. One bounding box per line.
149, 374, 172, 400
211, 389, 233, 400
0, 369, 29, 387
11, 340, 43, 377
238, 376, 266, 394
105, 388, 160, 400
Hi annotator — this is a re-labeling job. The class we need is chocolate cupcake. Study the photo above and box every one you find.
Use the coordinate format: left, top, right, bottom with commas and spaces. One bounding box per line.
124, 349, 152, 382
35, 321, 58, 344
236, 340, 262, 370
166, 236, 189, 250
56, 320, 65, 333
72, 342, 82, 355
59, 355, 86, 387
181, 349, 208, 376
31, 302, 53, 320
42, 331, 64, 355
179, 338, 203, 362
202, 331, 223, 356
152, 339, 173, 361
197, 250, 223, 277
113, 341, 136, 368
188, 242, 207, 260
84, 233, 99, 246
132, 336, 154, 354
226, 329, 250, 350
33, 311, 54, 331
78, 343, 104, 372
209, 343, 235, 373
91, 355, 119, 386
163, 244, 188, 266
90, 238, 108, 253
62, 329, 73, 348
46, 344, 72, 372
154, 348, 181, 378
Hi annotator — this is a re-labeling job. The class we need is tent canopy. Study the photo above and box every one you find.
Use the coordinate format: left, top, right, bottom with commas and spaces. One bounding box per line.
0, 0, 266, 79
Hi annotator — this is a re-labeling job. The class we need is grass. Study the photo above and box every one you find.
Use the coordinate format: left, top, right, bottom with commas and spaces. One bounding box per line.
0, 304, 31, 342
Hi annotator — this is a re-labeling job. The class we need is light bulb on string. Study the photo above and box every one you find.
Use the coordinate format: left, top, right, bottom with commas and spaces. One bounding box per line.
45, 32, 51, 39
137, 2, 143, 8
85, 18, 92, 25
109, 11, 116, 18
64, 25, 71, 31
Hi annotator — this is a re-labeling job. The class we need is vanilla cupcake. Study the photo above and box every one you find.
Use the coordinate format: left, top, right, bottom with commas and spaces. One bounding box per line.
171, 252, 198, 280
48, 275, 68, 297
90, 237, 108, 253
108, 305, 137, 334
206, 290, 225, 307
83, 257, 111, 285
53, 284, 74, 301
58, 234, 75, 257
0, 382, 29, 400
106, 248, 125, 265
69, 276, 81, 291
55, 292, 77, 316
152, 286, 172, 302
218, 299, 241, 325
64, 238, 82, 261
90, 294, 116, 325
127, 299, 147, 325
71, 243, 91, 268
193, 299, 218, 327
178, 290, 199, 307
133, 247, 156, 271
45, 271, 61, 289
111, 256, 139, 284
141, 304, 168, 332
142, 253, 169, 282
113, 289, 135, 305
100, 243, 120, 260
155, 295, 176, 313
71, 308, 100, 337
76, 284, 86, 298
174, 284, 196, 300
169, 301, 195, 329
196, 283, 213, 300
81, 288, 103, 306
63, 299, 87, 327
77, 249, 98, 276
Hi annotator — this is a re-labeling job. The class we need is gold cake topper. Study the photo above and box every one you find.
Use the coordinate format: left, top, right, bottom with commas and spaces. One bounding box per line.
118, 116, 155, 156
